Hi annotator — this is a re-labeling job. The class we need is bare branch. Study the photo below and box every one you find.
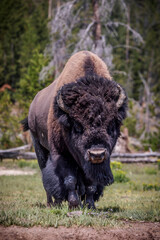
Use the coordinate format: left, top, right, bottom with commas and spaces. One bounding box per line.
113, 45, 140, 51
74, 22, 95, 51
106, 22, 144, 44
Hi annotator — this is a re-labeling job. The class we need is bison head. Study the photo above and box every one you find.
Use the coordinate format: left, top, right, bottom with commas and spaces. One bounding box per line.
54, 75, 127, 185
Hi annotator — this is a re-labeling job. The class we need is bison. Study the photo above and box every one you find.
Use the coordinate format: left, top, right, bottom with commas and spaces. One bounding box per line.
21, 51, 127, 209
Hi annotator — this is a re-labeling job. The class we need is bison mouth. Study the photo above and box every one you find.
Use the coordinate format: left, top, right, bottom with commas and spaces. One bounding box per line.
83, 146, 113, 185
87, 148, 107, 164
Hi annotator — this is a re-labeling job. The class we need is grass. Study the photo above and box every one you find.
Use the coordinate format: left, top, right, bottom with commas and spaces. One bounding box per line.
0, 160, 160, 227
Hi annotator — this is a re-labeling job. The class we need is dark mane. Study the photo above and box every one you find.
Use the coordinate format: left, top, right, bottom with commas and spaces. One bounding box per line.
54, 75, 127, 125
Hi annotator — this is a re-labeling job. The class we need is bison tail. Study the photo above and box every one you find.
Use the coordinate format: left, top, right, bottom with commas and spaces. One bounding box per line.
20, 117, 29, 132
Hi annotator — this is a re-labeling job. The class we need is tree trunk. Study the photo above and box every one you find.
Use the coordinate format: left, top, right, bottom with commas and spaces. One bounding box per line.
57, 0, 60, 8
125, 5, 131, 95
92, 0, 101, 47
48, 0, 52, 19
139, 72, 152, 138
126, 5, 130, 63
146, 51, 154, 134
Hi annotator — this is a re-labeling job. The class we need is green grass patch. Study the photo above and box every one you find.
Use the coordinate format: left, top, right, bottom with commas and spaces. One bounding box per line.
157, 159, 160, 170
145, 167, 157, 175
18, 159, 39, 169
0, 159, 39, 170
0, 162, 160, 227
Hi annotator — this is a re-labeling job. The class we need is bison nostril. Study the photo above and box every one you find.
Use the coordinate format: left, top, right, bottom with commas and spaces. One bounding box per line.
87, 149, 107, 163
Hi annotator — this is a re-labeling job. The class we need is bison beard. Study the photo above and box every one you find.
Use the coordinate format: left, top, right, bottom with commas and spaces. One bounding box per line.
21, 51, 127, 209
83, 160, 114, 186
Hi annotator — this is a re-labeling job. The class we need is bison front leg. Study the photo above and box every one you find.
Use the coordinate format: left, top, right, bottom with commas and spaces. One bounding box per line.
44, 153, 80, 209
31, 133, 49, 169
54, 154, 80, 208
85, 185, 97, 209
31, 134, 56, 207
46, 191, 63, 207
64, 176, 79, 209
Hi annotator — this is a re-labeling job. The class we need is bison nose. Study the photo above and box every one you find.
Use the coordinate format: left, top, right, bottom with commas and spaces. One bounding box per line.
87, 148, 107, 164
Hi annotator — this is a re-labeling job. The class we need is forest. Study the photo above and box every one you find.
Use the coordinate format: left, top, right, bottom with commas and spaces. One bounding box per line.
0, 0, 160, 151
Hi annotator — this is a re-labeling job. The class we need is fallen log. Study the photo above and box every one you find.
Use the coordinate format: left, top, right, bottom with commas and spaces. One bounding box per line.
111, 152, 160, 163
111, 157, 158, 163
0, 146, 160, 163
16, 152, 36, 160
0, 145, 32, 160
112, 152, 160, 158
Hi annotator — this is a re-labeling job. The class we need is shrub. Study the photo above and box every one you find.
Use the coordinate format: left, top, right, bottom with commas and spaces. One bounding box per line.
113, 169, 130, 183
143, 183, 160, 191
18, 159, 38, 169
111, 161, 122, 170
111, 161, 130, 183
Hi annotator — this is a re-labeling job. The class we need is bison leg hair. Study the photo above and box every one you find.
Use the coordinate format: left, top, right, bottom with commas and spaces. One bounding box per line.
42, 156, 65, 206
31, 134, 61, 207
85, 185, 97, 209
46, 191, 63, 208
77, 174, 100, 209
93, 184, 104, 202
31, 133, 49, 169
42, 154, 80, 208
56, 156, 80, 208
64, 176, 79, 209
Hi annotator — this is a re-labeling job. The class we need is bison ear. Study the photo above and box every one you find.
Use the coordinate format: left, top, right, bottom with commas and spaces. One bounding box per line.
58, 114, 70, 128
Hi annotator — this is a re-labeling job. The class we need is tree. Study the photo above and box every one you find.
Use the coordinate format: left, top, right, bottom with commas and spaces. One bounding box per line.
0, 0, 49, 90
0, 0, 27, 88
18, 49, 50, 114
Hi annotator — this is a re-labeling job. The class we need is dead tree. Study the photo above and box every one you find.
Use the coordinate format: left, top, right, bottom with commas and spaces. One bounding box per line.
48, 0, 52, 19
92, 0, 101, 47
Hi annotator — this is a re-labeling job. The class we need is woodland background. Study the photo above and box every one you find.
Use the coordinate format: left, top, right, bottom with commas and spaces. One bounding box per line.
0, 0, 160, 151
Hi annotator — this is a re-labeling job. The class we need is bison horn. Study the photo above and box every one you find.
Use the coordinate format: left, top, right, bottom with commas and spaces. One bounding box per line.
57, 91, 70, 113
116, 84, 126, 108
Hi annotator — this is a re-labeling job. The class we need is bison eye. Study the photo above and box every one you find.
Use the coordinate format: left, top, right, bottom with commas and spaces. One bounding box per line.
73, 122, 83, 134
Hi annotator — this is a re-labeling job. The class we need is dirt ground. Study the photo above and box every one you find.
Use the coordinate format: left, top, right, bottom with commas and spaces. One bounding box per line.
0, 222, 160, 240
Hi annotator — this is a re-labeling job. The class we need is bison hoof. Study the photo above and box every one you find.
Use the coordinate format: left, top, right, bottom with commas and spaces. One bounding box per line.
68, 192, 79, 209
69, 201, 79, 209
85, 201, 96, 209
53, 199, 62, 207
47, 201, 54, 208
47, 199, 62, 208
